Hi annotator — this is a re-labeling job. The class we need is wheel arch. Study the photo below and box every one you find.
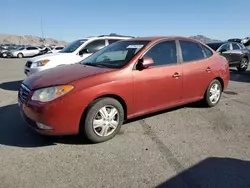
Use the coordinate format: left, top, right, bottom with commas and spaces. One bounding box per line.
17, 52, 24, 57
242, 54, 249, 59
79, 93, 128, 132
214, 77, 224, 91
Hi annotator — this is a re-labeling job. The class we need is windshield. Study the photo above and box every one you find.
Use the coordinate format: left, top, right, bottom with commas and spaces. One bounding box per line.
60, 39, 87, 53
206, 43, 223, 51
80, 40, 150, 69
16, 47, 25, 51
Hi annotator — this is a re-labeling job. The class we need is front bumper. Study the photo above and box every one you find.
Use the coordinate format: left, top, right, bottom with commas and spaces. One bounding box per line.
18, 90, 84, 136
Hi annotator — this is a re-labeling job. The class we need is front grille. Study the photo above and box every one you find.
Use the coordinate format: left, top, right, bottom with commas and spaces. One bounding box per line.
25, 61, 32, 68
19, 84, 31, 103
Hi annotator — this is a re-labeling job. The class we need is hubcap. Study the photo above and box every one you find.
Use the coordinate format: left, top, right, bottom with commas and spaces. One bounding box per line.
240, 59, 248, 68
92, 105, 119, 137
209, 83, 221, 104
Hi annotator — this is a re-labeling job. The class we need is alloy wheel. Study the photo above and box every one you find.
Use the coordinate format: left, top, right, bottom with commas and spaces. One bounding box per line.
92, 105, 120, 137
209, 83, 221, 104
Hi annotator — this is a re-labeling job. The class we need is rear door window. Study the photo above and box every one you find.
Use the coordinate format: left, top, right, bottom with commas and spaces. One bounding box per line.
202, 45, 213, 57
179, 40, 205, 62
232, 43, 241, 50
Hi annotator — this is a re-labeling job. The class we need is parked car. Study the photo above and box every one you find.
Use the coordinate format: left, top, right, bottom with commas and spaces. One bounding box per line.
8, 46, 41, 58
37, 46, 53, 56
0, 46, 8, 57
241, 37, 250, 46
50, 46, 64, 53
23, 34, 134, 76
0, 45, 22, 58
206, 41, 250, 71
227, 38, 242, 43
18, 36, 229, 143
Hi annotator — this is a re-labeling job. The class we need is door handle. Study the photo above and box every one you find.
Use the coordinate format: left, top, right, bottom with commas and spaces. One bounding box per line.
172, 72, 181, 78
206, 67, 211, 72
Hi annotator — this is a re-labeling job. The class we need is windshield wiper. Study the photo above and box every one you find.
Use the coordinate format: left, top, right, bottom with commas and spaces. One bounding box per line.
83, 62, 108, 68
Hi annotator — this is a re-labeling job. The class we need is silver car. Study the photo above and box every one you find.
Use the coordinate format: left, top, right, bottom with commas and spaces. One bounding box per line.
8, 46, 41, 58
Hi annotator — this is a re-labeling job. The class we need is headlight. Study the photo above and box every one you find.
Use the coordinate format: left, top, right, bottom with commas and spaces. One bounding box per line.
32, 60, 50, 68
31, 85, 74, 102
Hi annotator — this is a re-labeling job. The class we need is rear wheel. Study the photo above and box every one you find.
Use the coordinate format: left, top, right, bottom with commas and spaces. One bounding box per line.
17, 53, 24, 58
237, 57, 249, 71
204, 79, 222, 107
80, 97, 124, 143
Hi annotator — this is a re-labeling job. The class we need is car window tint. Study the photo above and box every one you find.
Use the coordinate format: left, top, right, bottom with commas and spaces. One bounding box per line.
55, 47, 63, 50
232, 43, 240, 50
143, 40, 177, 66
202, 45, 213, 57
28, 47, 38, 50
239, 43, 246, 49
219, 44, 230, 51
180, 41, 205, 62
85, 40, 106, 53
96, 50, 128, 62
108, 39, 120, 45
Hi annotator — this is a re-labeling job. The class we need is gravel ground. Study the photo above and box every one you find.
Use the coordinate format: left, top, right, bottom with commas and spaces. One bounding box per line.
0, 58, 250, 188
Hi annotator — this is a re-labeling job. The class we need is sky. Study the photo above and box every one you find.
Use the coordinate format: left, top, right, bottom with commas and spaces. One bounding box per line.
1, 0, 249, 42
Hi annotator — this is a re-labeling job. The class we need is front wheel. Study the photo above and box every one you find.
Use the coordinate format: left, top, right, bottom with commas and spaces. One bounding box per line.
204, 79, 222, 107
237, 57, 249, 71
80, 97, 124, 143
2, 53, 7, 58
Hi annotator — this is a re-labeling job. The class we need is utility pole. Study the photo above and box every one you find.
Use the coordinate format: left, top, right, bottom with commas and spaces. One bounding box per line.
41, 15, 44, 45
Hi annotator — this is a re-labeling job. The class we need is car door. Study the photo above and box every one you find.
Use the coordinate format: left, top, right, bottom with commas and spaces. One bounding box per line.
133, 40, 183, 116
78, 39, 106, 61
230, 43, 244, 65
26, 47, 37, 56
24, 47, 33, 56
179, 40, 213, 102
217, 43, 233, 64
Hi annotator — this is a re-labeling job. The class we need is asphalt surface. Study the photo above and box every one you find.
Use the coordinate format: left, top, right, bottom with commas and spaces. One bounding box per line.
0, 58, 250, 188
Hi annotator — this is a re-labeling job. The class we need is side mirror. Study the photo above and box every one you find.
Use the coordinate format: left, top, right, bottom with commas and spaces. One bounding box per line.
79, 48, 89, 56
136, 57, 154, 70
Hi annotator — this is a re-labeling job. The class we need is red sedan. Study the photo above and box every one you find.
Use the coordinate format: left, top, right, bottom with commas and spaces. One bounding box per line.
18, 36, 230, 143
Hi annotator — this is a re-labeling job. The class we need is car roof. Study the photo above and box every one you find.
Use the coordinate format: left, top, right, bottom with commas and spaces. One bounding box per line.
124, 36, 203, 43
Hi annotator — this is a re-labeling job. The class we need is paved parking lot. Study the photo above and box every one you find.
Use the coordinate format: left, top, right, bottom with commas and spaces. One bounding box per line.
0, 58, 250, 188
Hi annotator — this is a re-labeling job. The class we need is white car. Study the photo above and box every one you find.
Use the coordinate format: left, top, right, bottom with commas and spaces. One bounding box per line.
9, 46, 41, 58
24, 34, 133, 76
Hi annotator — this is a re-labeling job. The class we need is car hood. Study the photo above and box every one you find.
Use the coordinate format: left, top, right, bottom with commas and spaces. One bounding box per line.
28, 52, 73, 62
22, 64, 114, 90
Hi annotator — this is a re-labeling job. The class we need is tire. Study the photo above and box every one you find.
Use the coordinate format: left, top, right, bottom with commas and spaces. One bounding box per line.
17, 53, 24, 58
204, 79, 222, 107
237, 57, 249, 71
2, 53, 7, 58
80, 97, 124, 143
